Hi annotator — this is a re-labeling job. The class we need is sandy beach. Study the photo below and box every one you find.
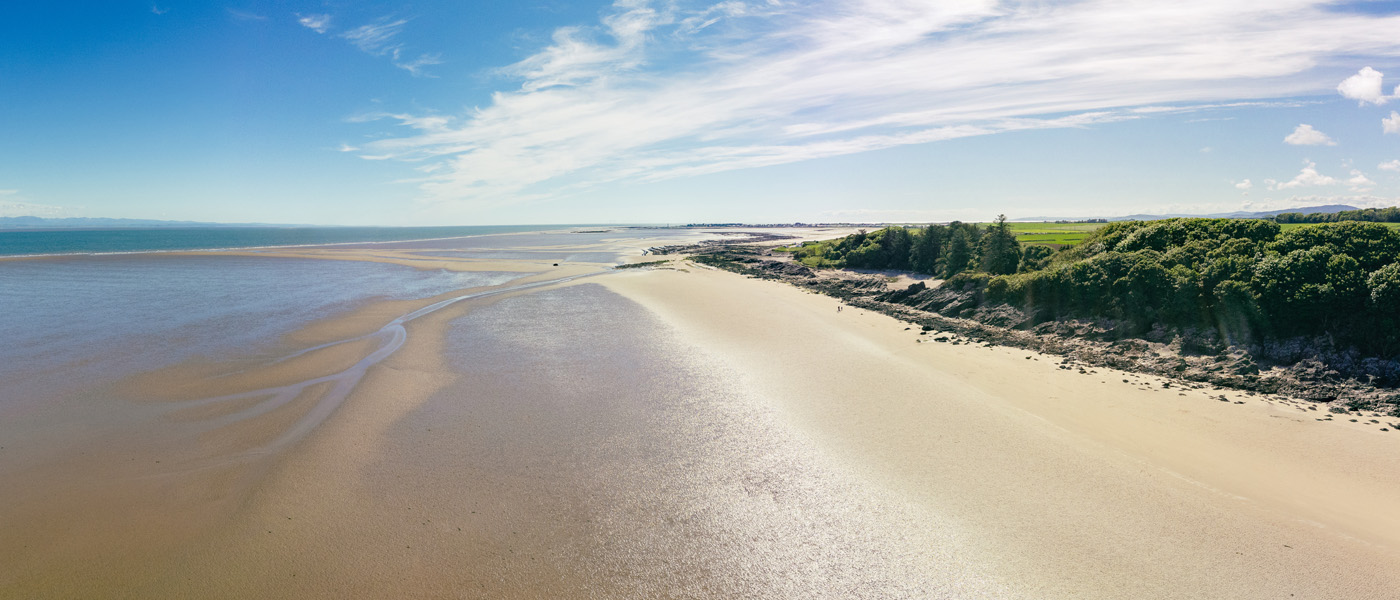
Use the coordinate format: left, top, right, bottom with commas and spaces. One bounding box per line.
20, 2, 1400, 597
3, 233, 1399, 598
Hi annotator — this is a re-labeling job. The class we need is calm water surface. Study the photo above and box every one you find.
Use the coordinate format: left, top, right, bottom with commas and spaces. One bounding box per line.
0, 255, 524, 402
0, 225, 572, 257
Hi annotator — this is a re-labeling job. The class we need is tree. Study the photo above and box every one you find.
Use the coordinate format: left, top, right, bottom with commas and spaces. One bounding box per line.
979, 214, 1021, 275
1267, 221, 1400, 272
880, 226, 913, 271
1251, 246, 1366, 334
1369, 263, 1400, 315
1366, 263, 1400, 354
1019, 245, 1054, 272
910, 224, 943, 274
1213, 279, 1260, 344
944, 227, 973, 277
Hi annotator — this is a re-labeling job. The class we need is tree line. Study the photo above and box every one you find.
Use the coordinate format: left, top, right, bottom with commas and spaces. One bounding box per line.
790, 217, 1400, 356
1274, 207, 1400, 224
787, 215, 1042, 277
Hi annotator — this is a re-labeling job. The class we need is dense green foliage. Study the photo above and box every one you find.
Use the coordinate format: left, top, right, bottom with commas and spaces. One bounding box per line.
984, 219, 1400, 353
795, 217, 1400, 355
1274, 207, 1400, 224
788, 215, 1025, 276
615, 260, 670, 269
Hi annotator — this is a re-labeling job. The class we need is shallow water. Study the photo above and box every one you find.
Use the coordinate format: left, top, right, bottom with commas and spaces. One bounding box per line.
342, 227, 710, 255
0, 255, 524, 403
0, 225, 561, 256
417, 249, 626, 262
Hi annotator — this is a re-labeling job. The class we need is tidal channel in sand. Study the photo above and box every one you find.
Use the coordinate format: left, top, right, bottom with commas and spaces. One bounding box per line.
2, 227, 1398, 598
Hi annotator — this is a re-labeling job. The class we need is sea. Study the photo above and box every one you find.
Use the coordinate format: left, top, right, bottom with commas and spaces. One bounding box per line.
0, 225, 701, 433
0, 226, 584, 398
0, 225, 576, 257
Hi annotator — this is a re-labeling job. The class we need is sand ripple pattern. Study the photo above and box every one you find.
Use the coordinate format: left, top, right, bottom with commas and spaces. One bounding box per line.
179, 273, 597, 460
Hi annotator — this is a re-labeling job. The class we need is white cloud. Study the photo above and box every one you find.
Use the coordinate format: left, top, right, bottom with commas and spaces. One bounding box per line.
0, 191, 68, 218
1384, 111, 1400, 134
297, 13, 331, 34
1274, 161, 1338, 189
1284, 123, 1336, 146
353, 0, 1400, 208
1271, 194, 1398, 209
1347, 169, 1375, 191
1379, 159, 1400, 171
1240, 199, 1298, 212
1337, 66, 1389, 105
151, 5, 168, 16
820, 207, 992, 222
1234, 179, 1253, 190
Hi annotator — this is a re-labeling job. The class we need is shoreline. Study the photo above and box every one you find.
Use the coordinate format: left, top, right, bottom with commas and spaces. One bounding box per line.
600, 265, 1400, 597
1, 227, 738, 594
6, 233, 1398, 596
666, 242, 1400, 428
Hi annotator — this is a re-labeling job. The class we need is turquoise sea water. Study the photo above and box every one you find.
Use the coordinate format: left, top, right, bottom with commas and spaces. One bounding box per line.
0, 225, 575, 256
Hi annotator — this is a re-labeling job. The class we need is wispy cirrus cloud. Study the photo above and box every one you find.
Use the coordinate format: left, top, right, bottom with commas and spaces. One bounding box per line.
339, 17, 441, 76
395, 53, 443, 77
354, 0, 1400, 208
342, 18, 406, 55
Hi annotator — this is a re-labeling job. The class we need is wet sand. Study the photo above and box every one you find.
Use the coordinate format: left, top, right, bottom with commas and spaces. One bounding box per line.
4, 233, 1398, 597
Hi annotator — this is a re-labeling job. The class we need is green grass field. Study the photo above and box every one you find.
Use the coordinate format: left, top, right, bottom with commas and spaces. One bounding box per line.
997, 222, 1106, 248
1010, 221, 1400, 247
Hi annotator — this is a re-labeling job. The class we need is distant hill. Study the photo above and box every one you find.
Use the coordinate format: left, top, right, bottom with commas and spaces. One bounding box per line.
1016, 204, 1360, 222
0, 216, 303, 229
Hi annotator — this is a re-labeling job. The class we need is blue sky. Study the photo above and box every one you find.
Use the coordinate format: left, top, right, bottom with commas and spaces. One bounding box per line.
3, 1, 1400, 225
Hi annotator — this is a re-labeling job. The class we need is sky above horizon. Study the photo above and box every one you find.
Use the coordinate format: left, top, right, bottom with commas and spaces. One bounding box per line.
4, 1, 1400, 225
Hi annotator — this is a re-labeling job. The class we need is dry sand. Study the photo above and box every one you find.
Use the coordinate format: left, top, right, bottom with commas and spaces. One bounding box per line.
603, 265, 1400, 598
4, 238, 1399, 598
